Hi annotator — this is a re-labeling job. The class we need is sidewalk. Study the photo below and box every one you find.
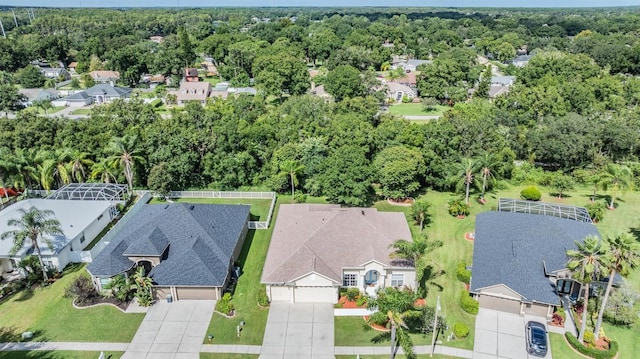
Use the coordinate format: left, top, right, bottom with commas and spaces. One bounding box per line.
335, 345, 473, 358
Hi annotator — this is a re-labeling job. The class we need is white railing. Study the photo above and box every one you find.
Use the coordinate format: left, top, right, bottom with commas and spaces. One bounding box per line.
133, 190, 276, 229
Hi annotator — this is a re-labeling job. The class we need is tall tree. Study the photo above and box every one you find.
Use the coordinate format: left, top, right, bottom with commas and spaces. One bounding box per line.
476, 153, 498, 203
105, 135, 145, 191
68, 149, 94, 183
598, 163, 633, 209
566, 235, 608, 343
594, 233, 640, 340
409, 200, 431, 232
91, 158, 119, 184
451, 158, 478, 205
367, 288, 418, 359
0, 84, 25, 117
1, 207, 63, 282
278, 160, 304, 202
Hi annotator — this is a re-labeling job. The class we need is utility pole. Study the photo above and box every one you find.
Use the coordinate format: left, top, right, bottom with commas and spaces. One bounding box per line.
0, 19, 6, 39
430, 296, 441, 357
12, 9, 18, 28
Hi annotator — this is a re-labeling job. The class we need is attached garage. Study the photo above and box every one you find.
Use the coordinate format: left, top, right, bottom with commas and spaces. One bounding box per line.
153, 287, 172, 301
479, 295, 522, 315
292, 286, 337, 303
176, 287, 218, 300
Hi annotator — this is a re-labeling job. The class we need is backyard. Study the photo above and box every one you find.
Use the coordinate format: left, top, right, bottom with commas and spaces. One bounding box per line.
0, 264, 144, 343
148, 197, 273, 221
388, 103, 449, 117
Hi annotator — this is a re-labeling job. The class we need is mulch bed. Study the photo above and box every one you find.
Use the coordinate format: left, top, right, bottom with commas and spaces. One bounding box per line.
74, 296, 129, 311
363, 315, 390, 332
387, 198, 415, 206
464, 232, 475, 242
338, 296, 366, 308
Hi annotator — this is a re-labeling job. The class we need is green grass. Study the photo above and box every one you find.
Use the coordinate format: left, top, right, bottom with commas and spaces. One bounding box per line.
200, 354, 258, 359
0, 264, 144, 342
202, 198, 281, 345
388, 103, 448, 117
70, 108, 92, 115
0, 352, 122, 359
549, 333, 583, 359
203, 77, 222, 86
148, 197, 272, 221
334, 316, 432, 347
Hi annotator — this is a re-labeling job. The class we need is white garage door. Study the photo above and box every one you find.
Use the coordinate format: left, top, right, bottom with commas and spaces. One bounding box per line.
479, 295, 522, 315
293, 287, 337, 303
270, 286, 293, 302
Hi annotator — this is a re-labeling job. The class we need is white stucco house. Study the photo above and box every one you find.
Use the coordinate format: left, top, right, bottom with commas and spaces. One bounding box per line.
0, 199, 117, 274
261, 204, 415, 303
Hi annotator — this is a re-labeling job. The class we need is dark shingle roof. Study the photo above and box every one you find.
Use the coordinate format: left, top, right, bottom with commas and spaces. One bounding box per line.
470, 211, 600, 305
87, 203, 249, 286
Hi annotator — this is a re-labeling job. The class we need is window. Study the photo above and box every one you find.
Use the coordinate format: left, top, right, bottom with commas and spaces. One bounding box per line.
391, 273, 404, 287
343, 273, 357, 287
80, 234, 86, 243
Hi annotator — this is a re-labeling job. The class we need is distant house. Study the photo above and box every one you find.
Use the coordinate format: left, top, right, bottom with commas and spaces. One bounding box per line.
174, 82, 211, 105
261, 204, 415, 303
90, 71, 121, 84
149, 36, 164, 43
386, 82, 416, 103
512, 54, 533, 68
470, 202, 600, 319
68, 62, 78, 73
489, 75, 516, 98
62, 84, 131, 107
87, 203, 250, 301
392, 57, 432, 73
18, 88, 60, 106
40, 67, 70, 80
185, 68, 200, 82
309, 84, 332, 100
200, 60, 218, 76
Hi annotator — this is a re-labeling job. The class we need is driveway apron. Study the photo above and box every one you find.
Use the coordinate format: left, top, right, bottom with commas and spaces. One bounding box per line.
122, 300, 215, 359
473, 308, 552, 359
260, 302, 335, 359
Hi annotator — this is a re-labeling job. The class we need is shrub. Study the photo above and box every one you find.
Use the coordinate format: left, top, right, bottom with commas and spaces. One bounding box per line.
460, 292, 479, 315
456, 262, 471, 284
603, 285, 639, 326
453, 323, 469, 339
520, 186, 542, 201
356, 295, 368, 307
368, 311, 389, 326
583, 331, 595, 346
346, 288, 360, 301
216, 292, 234, 315
448, 198, 470, 217
65, 276, 99, 306
585, 202, 606, 223
257, 286, 269, 307
565, 332, 618, 359
294, 192, 307, 203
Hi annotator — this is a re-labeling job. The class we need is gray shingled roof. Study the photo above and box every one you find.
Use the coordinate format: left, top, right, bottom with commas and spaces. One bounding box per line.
261, 204, 413, 285
470, 211, 600, 306
87, 203, 249, 287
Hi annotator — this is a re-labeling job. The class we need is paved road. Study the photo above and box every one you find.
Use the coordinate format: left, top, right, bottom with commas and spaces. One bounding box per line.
474, 308, 552, 359
404, 115, 441, 121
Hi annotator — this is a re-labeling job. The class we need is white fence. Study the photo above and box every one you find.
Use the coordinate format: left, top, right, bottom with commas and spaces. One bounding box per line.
133, 190, 276, 229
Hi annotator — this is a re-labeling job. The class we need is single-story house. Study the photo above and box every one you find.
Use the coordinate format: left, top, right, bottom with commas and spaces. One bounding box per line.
386, 82, 417, 103
0, 199, 116, 274
512, 54, 533, 68
470, 210, 601, 319
90, 70, 121, 84
149, 36, 164, 43
87, 203, 250, 301
18, 88, 60, 106
392, 58, 432, 73
174, 81, 211, 105
40, 67, 71, 80
68, 62, 78, 73
489, 75, 516, 98
62, 84, 132, 107
261, 204, 415, 303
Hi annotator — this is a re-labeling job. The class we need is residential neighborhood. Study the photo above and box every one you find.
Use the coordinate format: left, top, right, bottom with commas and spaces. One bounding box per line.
0, 4, 639, 359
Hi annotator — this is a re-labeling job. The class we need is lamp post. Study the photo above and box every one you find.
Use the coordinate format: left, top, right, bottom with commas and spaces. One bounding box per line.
430, 296, 441, 357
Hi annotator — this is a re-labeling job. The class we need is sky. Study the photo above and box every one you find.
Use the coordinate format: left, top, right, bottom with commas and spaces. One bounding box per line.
1, 0, 639, 8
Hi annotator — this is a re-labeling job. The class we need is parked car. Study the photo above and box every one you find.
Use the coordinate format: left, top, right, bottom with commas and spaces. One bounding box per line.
526, 321, 548, 357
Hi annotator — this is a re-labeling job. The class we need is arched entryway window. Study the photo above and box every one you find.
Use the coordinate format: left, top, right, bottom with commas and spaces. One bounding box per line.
364, 269, 379, 286
137, 260, 153, 275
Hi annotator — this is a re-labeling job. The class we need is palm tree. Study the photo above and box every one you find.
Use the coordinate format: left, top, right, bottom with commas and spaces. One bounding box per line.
598, 164, 633, 209
390, 234, 442, 267
368, 288, 417, 359
409, 200, 431, 232
35, 148, 74, 188
566, 235, 609, 342
68, 149, 94, 182
0, 147, 16, 202
476, 153, 498, 203
594, 233, 640, 340
91, 158, 119, 184
278, 160, 304, 202
105, 135, 145, 191
451, 158, 477, 205
0, 207, 63, 282
33, 99, 53, 115
13, 148, 38, 190
387, 310, 415, 359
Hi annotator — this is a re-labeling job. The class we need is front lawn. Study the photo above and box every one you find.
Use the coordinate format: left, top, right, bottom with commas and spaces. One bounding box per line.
388, 103, 449, 117
0, 264, 144, 342
549, 333, 583, 359
148, 197, 272, 221
70, 108, 92, 115
202, 198, 281, 344
334, 316, 430, 347
336, 356, 458, 359
0, 352, 123, 359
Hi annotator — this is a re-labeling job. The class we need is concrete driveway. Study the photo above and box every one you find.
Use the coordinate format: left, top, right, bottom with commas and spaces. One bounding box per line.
260, 302, 335, 359
473, 309, 552, 359
122, 300, 215, 359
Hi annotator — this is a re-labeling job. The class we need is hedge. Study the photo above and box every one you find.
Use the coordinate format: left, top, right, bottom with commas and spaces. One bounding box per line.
564, 332, 618, 359
460, 292, 479, 315
456, 262, 471, 284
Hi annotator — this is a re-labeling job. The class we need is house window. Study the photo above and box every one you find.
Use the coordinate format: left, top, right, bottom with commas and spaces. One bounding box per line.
41, 257, 54, 270
391, 274, 404, 287
343, 273, 357, 287
80, 234, 86, 243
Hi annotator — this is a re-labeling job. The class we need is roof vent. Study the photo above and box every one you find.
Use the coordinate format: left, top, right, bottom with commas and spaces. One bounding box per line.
512, 242, 516, 258
189, 205, 195, 210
